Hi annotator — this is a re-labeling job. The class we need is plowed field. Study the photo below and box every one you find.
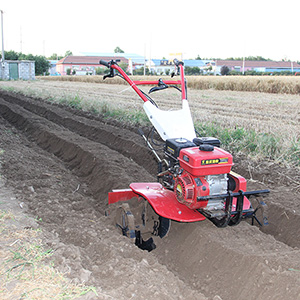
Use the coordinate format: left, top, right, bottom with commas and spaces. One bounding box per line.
0, 84, 300, 300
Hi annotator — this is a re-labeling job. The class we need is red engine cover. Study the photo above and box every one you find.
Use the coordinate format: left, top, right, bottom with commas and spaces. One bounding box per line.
178, 146, 233, 176
174, 171, 210, 210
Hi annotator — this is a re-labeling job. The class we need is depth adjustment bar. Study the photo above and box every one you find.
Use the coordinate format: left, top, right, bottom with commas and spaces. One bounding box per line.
228, 190, 244, 226
197, 189, 269, 202
199, 189, 269, 228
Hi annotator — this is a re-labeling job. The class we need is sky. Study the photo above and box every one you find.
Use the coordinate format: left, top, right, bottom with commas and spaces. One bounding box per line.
1, 0, 300, 61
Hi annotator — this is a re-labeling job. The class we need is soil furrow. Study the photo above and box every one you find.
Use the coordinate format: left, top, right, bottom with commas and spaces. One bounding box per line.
1, 90, 299, 249
0, 114, 205, 300
0, 96, 154, 203
0, 90, 157, 175
1, 90, 300, 299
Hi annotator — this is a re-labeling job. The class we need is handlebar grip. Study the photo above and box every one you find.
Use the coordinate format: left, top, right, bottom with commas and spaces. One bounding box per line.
100, 60, 110, 67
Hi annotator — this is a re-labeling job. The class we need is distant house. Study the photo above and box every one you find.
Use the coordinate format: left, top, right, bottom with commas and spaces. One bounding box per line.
48, 60, 58, 75
55, 55, 300, 76
56, 55, 129, 76
81, 52, 145, 65
81, 52, 146, 74
147, 59, 215, 75
215, 60, 300, 74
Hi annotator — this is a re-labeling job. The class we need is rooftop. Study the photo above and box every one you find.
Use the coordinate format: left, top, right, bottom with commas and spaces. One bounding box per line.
57, 55, 128, 65
215, 60, 300, 68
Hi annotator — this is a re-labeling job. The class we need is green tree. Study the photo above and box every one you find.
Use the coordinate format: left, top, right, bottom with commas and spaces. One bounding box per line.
48, 53, 63, 60
119, 62, 129, 74
195, 54, 201, 60
133, 67, 149, 75
220, 65, 230, 75
226, 56, 271, 61
32, 55, 50, 75
96, 67, 105, 75
114, 46, 124, 53
185, 66, 201, 75
1, 50, 20, 60
1, 51, 50, 75
64, 50, 73, 56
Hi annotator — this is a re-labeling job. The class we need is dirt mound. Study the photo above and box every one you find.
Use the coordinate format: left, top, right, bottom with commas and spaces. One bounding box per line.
1, 90, 300, 299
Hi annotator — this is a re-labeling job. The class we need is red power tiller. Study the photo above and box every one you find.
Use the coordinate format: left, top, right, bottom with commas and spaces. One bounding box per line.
100, 59, 269, 251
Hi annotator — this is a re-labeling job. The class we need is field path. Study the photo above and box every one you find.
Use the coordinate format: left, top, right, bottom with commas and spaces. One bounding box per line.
1, 80, 300, 140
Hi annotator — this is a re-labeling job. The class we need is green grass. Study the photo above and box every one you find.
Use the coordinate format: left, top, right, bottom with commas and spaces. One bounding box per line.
195, 121, 300, 166
90, 101, 300, 166
38, 75, 300, 95
0, 84, 299, 166
0, 210, 98, 300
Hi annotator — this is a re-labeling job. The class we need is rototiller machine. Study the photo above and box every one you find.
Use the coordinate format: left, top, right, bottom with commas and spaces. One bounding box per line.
100, 59, 269, 251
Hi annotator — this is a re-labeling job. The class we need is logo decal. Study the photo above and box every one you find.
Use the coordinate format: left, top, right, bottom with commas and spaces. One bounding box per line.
201, 158, 229, 165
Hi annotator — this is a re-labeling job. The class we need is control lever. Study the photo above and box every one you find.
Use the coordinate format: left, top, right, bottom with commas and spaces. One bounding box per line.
149, 77, 182, 93
103, 68, 115, 80
171, 59, 184, 77
100, 59, 121, 80
149, 78, 168, 94
149, 85, 168, 94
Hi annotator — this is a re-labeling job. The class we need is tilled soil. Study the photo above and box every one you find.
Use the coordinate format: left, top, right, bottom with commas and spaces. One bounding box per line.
0, 90, 300, 300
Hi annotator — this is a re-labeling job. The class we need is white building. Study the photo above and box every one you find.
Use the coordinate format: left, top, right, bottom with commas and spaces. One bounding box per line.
0, 60, 35, 80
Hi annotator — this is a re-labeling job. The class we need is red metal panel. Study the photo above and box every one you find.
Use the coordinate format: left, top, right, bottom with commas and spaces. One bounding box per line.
111, 65, 149, 103
229, 171, 247, 192
179, 64, 186, 100
129, 182, 206, 222
178, 147, 233, 176
108, 189, 136, 204
133, 80, 181, 86
232, 196, 251, 211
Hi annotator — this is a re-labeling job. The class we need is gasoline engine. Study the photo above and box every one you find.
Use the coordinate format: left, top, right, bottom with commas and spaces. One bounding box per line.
162, 137, 253, 227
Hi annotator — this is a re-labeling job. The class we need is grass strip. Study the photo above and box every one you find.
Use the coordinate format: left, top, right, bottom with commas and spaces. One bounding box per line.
195, 121, 300, 166
0, 85, 299, 167
0, 209, 98, 299
38, 75, 300, 95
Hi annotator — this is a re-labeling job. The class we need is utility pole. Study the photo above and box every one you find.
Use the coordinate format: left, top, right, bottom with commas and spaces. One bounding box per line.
144, 43, 146, 76
20, 26, 22, 53
1, 10, 5, 80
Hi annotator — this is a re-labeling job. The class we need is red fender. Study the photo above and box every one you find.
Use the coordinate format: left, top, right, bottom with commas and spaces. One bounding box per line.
108, 182, 206, 222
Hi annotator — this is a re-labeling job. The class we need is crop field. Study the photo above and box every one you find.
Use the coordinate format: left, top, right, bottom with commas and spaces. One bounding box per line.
1, 78, 300, 299
1, 78, 300, 165
38, 74, 300, 94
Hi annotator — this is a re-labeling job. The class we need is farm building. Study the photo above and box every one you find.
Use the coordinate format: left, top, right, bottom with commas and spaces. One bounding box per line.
56, 55, 129, 76
81, 52, 145, 65
0, 60, 35, 80
54, 54, 300, 76
48, 60, 59, 76
147, 59, 215, 75
215, 60, 300, 74
54, 53, 215, 76
81, 52, 146, 73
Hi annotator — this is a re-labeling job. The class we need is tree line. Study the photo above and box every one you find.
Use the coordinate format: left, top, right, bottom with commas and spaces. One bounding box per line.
0, 50, 73, 76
